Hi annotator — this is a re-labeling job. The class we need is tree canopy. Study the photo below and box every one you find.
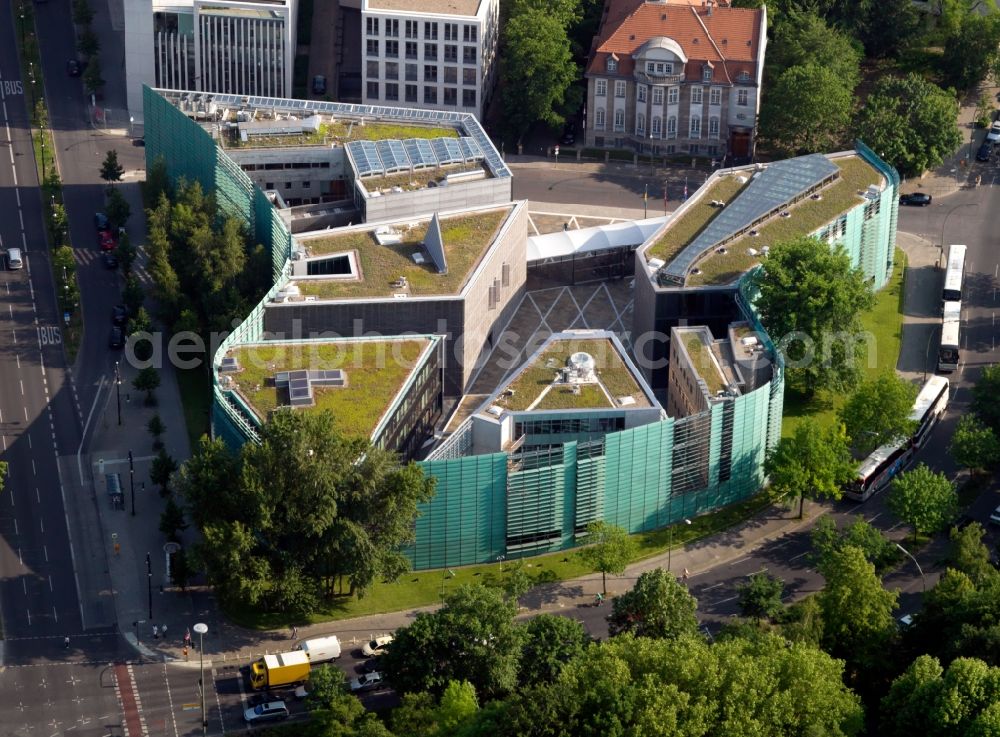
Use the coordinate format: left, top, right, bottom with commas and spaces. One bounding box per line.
765, 9, 862, 90
950, 414, 1000, 475
607, 567, 698, 640
577, 521, 636, 595
100, 149, 124, 185
838, 373, 918, 456
971, 364, 1000, 432
941, 13, 1000, 91
811, 515, 899, 572
759, 64, 853, 156
765, 419, 854, 518
736, 572, 785, 622
750, 237, 874, 394
887, 463, 958, 541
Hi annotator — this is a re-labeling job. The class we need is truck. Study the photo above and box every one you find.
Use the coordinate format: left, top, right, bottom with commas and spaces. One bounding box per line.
297, 636, 341, 663
250, 651, 311, 690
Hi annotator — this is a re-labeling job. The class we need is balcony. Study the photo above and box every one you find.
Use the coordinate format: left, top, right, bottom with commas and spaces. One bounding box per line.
634, 71, 684, 86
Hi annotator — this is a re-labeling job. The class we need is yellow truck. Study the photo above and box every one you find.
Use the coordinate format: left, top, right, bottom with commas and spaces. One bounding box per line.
250, 651, 311, 690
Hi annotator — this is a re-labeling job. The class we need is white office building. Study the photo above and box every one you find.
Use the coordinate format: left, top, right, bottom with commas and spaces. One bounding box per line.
125, 0, 298, 119
359, 0, 499, 120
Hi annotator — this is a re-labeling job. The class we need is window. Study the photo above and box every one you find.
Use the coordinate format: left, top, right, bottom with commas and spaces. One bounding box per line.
424, 22, 437, 40
444, 44, 457, 62
667, 86, 678, 104
637, 84, 647, 103
646, 61, 673, 76
652, 86, 664, 105
614, 80, 626, 98
595, 108, 605, 130
652, 116, 661, 136
445, 23, 458, 41
302, 181, 311, 188
366, 17, 378, 35
709, 87, 721, 106
595, 136, 605, 147
636, 113, 645, 136
709, 116, 719, 138
424, 86, 437, 104
366, 60, 379, 78
690, 115, 701, 138
405, 84, 417, 102
667, 115, 676, 138
737, 88, 749, 106
424, 43, 437, 60
607, 57, 618, 72
463, 46, 476, 64
265, 182, 274, 189
702, 66, 712, 81
463, 89, 476, 107
595, 79, 607, 97
444, 66, 457, 84
738, 71, 751, 82
613, 108, 624, 131
386, 82, 399, 101
463, 67, 476, 85
424, 65, 437, 82
386, 19, 398, 37
405, 63, 418, 81
691, 86, 702, 104
367, 81, 379, 98
284, 182, 291, 189
385, 40, 398, 58
690, 144, 699, 155
405, 41, 418, 59
366, 39, 379, 56
385, 62, 398, 80
405, 20, 418, 39
464, 25, 477, 42
444, 87, 457, 105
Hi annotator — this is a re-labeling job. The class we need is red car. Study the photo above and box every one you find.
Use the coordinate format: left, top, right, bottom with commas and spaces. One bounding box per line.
98, 230, 117, 251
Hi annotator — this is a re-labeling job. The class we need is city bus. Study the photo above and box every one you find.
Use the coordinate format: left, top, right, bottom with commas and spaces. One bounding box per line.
938, 300, 961, 373
942, 244, 967, 305
844, 376, 950, 502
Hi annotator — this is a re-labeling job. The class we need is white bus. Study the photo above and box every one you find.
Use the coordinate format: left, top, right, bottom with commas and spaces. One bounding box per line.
942, 244, 966, 304
938, 300, 961, 373
845, 376, 950, 502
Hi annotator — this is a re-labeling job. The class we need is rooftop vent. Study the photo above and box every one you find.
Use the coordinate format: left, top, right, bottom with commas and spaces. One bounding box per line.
566, 352, 597, 383
747, 247, 759, 257
219, 356, 240, 373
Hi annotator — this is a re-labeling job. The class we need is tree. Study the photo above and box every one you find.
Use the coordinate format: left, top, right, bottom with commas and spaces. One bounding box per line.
765, 10, 862, 90
500, 5, 578, 143
145, 156, 171, 209
105, 187, 131, 229
305, 664, 349, 711
750, 237, 874, 394
159, 497, 187, 541
950, 523, 998, 587
151, 450, 178, 496
942, 14, 1000, 91
577, 521, 636, 595
49, 202, 68, 244
854, 74, 962, 178
122, 274, 145, 316
888, 463, 958, 541
759, 64, 853, 156
839, 373, 919, 455
607, 567, 698, 640
176, 436, 241, 528
148, 414, 166, 450
972, 365, 1000, 432
100, 149, 124, 186
857, 0, 921, 58
117, 230, 137, 275
126, 306, 152, 337
975, 92, 995, 129
811, 515, 899, 572
818, 544, 898, 671
169, 548, 192, 590
83, 57, 104, 94
391, 680, 480, 737
132, 367, 161, 404
950, 415, 1000, 475
519, 614, 590, 687
737, 572, 785, 622
73, 0, 94, 25
765, 419, 854, 518
76, 27, 99, 57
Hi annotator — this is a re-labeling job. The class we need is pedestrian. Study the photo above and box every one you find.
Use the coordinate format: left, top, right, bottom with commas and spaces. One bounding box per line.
64, 636, 70, 650
290, 626, 298, 640
153, 624, 159, 639
184, 628, 191, 646
683, 568, 690, 582
161, 624, 168, 640
183, 646, 189, 661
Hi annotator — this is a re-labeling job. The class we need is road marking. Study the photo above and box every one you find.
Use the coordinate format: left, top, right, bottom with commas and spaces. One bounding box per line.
161, 662, 180, 737
30, 458, 35, 475
717, 595, 739, 604
702, 582, 725, 590
19, 379, 23, 396
48, 575, 52, 592
43, 544, 47, 562
52, 607, 58, 623
35, 488, 39, 503
729, 556, 754, 565
26, 609, 30, 626
26, 433, 31, 449
13, 517, 17, 535
39, 518, 43, 533
866, 512, 882, 523
789, 551, 809, 561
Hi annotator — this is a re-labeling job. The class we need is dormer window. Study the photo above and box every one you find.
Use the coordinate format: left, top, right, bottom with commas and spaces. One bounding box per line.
607, 56, 618, 72
738, 70, 751, 82
703, 66, 712, 81
645, 61, 673, 76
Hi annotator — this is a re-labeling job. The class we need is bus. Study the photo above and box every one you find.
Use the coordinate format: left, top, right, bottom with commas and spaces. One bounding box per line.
938, 300, 961, 373
942, 244, 966, 304
844, 376, 950, 502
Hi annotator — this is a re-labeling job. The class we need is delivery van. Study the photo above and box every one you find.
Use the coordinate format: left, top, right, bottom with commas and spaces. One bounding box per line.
297, 636, 341, 663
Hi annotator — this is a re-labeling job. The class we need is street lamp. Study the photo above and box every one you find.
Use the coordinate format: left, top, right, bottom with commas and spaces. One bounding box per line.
115, 361, 122, 426
496, 555, 505, 573
667, 510, 692, 572
193, 622, 209, 736
129, 450, 136, 517
146, 552, 153, 619
895, 543, 926, 592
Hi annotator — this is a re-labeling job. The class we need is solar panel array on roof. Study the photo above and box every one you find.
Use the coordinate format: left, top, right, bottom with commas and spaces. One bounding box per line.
376, 140, 408, 173
404, 139, 436, 168
347, 140, 383, 176
458, 137, 482, 160
347, 136, 486, 178
663, 154, 841, 281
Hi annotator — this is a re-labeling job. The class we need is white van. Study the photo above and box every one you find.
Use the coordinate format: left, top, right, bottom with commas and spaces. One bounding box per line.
297, 635, 341, 663
7, 248, 22, 270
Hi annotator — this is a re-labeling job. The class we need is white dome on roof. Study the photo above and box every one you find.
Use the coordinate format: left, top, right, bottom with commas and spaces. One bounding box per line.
635, 36, 687, 63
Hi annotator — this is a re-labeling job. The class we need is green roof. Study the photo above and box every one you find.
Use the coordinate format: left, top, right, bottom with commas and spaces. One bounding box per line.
688, 156, 883, 286
499, 338, 651, 412
646, 175, 748, 263
221, 120, 459, 149
295, 207, 511, 299
683, 334, 726, 395
227, 339, 430, 439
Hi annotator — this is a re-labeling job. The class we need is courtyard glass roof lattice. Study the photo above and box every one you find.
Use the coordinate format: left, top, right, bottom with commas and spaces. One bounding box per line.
404, 138, 437, 168
347, 135, 487, 177
661, 154, 840, 282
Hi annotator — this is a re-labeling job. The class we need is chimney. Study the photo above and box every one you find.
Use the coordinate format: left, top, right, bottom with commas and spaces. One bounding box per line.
706, 0, 713, 14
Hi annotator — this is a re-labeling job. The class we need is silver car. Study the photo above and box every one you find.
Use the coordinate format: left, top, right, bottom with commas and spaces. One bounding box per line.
243, 700, 289, 723
349, 672, 385, 692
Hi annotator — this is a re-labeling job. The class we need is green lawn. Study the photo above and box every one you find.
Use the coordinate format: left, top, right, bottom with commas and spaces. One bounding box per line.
781, 248, 907, 439
226, 492, 773, 629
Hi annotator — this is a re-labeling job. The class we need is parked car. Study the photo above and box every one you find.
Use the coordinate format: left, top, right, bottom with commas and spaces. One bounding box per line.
361, 655, 383, 674
66, 59, 81, 77
361, 635, 393, 657
899, 192, 932, 207
98, 231, 116, 251
561, 129, 576, 146
103, 251, 119, 269
312, 75, 327, 95
990, 505, 1000, 525
349, 672, 385, 692
112, 304, 128, 326
108, 326, 125, 349
977, 142, 993, 162
987, 121, 1000, 143
7, 247, 23, 270
243, 700, 289, 724
94, 212, 110, 231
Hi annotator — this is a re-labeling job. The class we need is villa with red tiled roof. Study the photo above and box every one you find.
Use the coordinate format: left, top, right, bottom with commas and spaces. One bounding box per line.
584, 0, 767, 162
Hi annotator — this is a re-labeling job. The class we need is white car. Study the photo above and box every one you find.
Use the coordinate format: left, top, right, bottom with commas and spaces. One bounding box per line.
349, 672, 385, 692
987, 121, 1000, 143
989, 505, 1000, 525
361, 635, 393, 657
243, 700, 289, 723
